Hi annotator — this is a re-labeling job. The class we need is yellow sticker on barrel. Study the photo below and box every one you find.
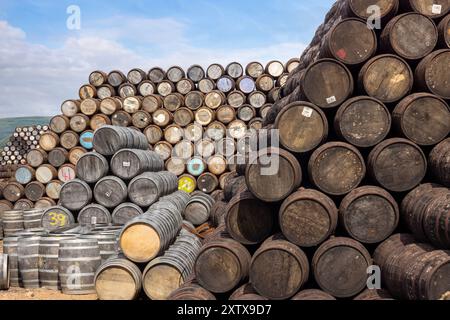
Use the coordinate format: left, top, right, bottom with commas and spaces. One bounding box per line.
179, 176, 196, 193
48, 212, 67, 227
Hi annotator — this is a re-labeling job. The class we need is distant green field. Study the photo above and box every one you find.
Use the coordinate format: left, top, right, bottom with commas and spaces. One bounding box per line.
0, 117, 51, 147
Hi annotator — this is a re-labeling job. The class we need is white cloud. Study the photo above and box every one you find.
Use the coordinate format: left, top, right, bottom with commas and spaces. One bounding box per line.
0, 19, 305, 118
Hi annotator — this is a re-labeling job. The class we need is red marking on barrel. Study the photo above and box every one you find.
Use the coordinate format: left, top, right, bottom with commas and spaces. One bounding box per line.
336, 49, 347, 60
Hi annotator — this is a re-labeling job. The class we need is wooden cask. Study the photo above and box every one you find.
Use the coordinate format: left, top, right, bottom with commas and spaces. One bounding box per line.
68, 146, 87, 166
95, 257, 142, 300
255, 74, 274, 92
156, 80, 175, 97
184, 193, 214, 226
112, 203, 143, 225
227, 120, 247, 140
217, 76, 235, 94
187, 65, 205, 83
144, 125, 163, 145
94, 176, 128, 209
368, 138, 427, 192
152, 109, 173, 127
60, 131, 79, 150
246, 147, 302, 202
80, 98, 100, 116
90, 114, 111, 131
184, 124, 204, 143
286, 58, 300, 74
279, 189, 338, 247
26, 149, 47, 168
347, 0, 399, 22
164, 124, 184, 145
18, 236, 42, 288
195, 107, 215, 126
207, 155, 227, 176
164, 93, 184, 112
205, 90, 225, 110
168, 283, 216, 300
226, 191, 273, 245
15, 165, 35, 185
23, 209, 44, 229
3, 237, 20, 287
198, 78, 215, 94
246, 61, 264, 79
167, 66, 185, 83
111, 149, 164, 180
2, 210, 24, 237
100, 97, 122, 115
89, 70, 107, 87
381, 13, 438, 60
97, 84, 115, 99
76, 152, 109, 183
93, 126, 149, 156
335, 96, 391, 148
45, 180, 63, 200
61, 100, 81, 118
154, 141, 173, 161
165, 157, 186, 176
340, 186, 399, 244
48, 148, 68, 168
415, 49, 450, 99
401, 0, 450, 19
111, 110, 132, 127
123, 96, 142, 114
178, 174, 197, 194
309, 142, 365, 196
227, 91, 246, 108
59, 179, 92, 211
438, 14, 450, 48
354, 289, 394, 300
128, 172, 178, 207
247, 91, 267, 109
3, 182, 24, 202
421, 192, 450, 248
393, 93, 450, 146
430, 139, 450, 187
312, 237, 372, 298
25, 181, 45, 202
79, 84, 96, 100
173, 141, 194, 161
0, 254, 9, 290
195, 238, 251, 294
13, 199, 34, 210
236, 76, 256, 94
137, 80, 156, 96
50, 115, 70, 134
265, 60, 284, 78
250, 236, 309, 300
173, 107, 194, 127
34, 197, 56, 209
359, 54, 414, 103
35, 164, 57, 184
292, 289, 336, 300
216, 106, 236, 125
184, 91, 204, 111
206, 122, 227, 141
39, 132, 60, 151
127, 68, 147, 85
58, 238, 101, 295
148, 67, 166, 84
301, 59, 353, 109
197, 173, 219, 194
107, 70, 126, 87
207, 63, 225, 80
229, 283, 267, 301
275, 101, 328, 153
237, 105, 256, 122
78, 204, 112, 226
177, 78, 195, 95
69, 114, 90, 133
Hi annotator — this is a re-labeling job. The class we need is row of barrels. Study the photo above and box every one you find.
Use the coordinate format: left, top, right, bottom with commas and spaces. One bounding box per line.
0, 125, 49, 166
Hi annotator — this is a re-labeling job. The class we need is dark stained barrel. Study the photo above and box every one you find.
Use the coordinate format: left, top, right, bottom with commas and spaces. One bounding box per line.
246, 147, 302, 202
48, 148, 69, 168
401, 0, 450, 19
76, 152, 109, 183
18, 236, 42, 288
58, 238, 101, 295
292, 289, 336, 300
23, 209, 44, 230
301, 58, 354, 109
42, 206, 75, 231
3, 182, 25, 202
78, 204, 112, 226
93, 125, 149, 156
94, 176, 128, 209
339, 186, 399, 244
94, 257, 142, 300
380, 13, 438, 60
358, 54, 413, 103
415, 49, 450, 100
438, 14, 450, 48
250, 236, 309, 300
334, 96, 391, 148
347, 0, 399, 25
195, 238, 251, 294
279, 189, 338, 247
0, 254, 9, 290
430, 139, 450, 187
128, 172, 178, 207
111, 149, 164, 180
275, 101, 328, 153
308, 142, 366, 196
184, 193, 215, 226
59, 179, 92, 211
112, 203, 143, 225
2, 210, 24, 237
14, 200, 34, 211
373, 234, 416, 272
368, 138, 427, 192
392, 93, 450, 146
148, 67, 166, 83
312, 237, 372, 298
80, 233, 118, 262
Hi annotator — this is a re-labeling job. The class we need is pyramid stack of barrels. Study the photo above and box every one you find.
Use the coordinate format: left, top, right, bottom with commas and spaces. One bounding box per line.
169, 0, 450, 301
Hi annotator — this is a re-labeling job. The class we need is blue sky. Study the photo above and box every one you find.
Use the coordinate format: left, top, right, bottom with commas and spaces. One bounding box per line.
0, 0, 335, 117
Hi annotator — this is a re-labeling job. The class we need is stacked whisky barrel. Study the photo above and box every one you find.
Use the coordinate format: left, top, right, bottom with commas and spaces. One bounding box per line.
180, 0, 450, 301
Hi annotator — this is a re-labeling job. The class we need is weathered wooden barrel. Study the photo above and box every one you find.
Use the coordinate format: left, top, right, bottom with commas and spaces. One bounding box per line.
23, 209, 44, 230
69, 147, 87, 166
79, 83, 96, 100
321, 18, 377, 65
308, 142, 366, 196
225, 192, 273, 245
335, 96, 391, 148
154, 141, 173, 161
14, 200, 34, 211
94, 257, 142, 300
15, 165, 35, 185
368, 138, 427, 192
165, 157, 186, 176
275, 101, 328, 153
59, 179, 92, 211
158, 191, 191, 215
61, 100, 81, 117
91, 114, 111, 130
358, 54, 413, 103
245, 147, 302, 202
143, 124, 163, 144
111, 149, 164, 180
42, 206, 75, 231
26, 149, 48, 168
127, 68, 147, 85
35, 164, 58, 184
279, 189, 338, 247
48, 148, 69, 168
142, 233, 201, 300
246, 61, 265, 79
107, 70, 126, 87
39, 132, 60, 151
112, 203, 143, 225
339, 186, 399, 244
438, 14, 450, 48
197, 173, 219, 194
178, 174, 197, 194
184, 193, 215, 226
3, 237, 20, 287
236, 76, 256, 94
292, 289, 336, 300
393, 93, 450, 146
34, 198, 56, 209
80, 98, 100, 116
229, 283, 267, 300
38, 234, 75, 290
207, 155, 227, 176
265, 60, 284, 78
75, 152, 109, 183
255, 74, 274, 93
80, 130, 94, 150
198, 78, 215, 94
49, 115, 70, 134
206, 63, 224, 80
111, 110, 132, 127
312, 237, 372, 298
99, 97, 122, 115
167, 66, 185, 83
347, 0, 399, 24
173, 107, 194, 127
168, 283, 217, 300
119, 207, 183, 263
93, 176, 128, 209
430, 139, 450, 187
250, 236, 309, 300
164, 124, 184, 145
381, 13, 438, 60
226, 62, 244, 79
148, 67, 166, 83
415, 49, 450, 100
80, 233, 118, 262
195, 238, 251, 294
2, 210, 24, 237
18, 236, 42, 288
58, 238, 101, 295
248, 91, 267, 109
93, 125, 149, 156
69, 114, 90, 133
401, 0, 450, 19
60, 131, 79, 150
0, 254, 9, 290
354, 289, 394, 300
78, 204, 112, 226
2, 182, 25, 203
128, 172, 178, 207
186, 64, 205, 83
97, 84, 115, 99
45, 180, 63, 200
